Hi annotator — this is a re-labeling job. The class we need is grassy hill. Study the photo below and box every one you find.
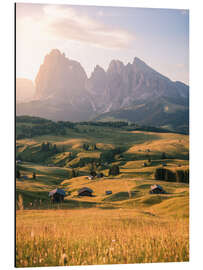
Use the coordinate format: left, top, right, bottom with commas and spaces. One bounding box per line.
15, 116, 189, 267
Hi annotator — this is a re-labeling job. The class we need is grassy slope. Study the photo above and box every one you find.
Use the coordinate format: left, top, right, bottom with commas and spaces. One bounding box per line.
16, 125, 189, 267
16, 127, 189, 207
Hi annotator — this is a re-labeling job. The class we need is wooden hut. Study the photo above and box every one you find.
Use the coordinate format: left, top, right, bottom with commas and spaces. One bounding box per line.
78, 187, 93, 197
105, 190, 112, 195
49, 188, 66, 203
149, 184, 166, 194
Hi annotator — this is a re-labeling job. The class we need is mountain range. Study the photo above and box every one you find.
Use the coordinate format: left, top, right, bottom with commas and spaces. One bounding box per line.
16, 49, 189, 133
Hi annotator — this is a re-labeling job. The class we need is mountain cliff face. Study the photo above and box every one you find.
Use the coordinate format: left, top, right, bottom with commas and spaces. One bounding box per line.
35, 49, 88, 101
16, 49, 189, 131
25, 49, 94, 121
87, 57, 189, 113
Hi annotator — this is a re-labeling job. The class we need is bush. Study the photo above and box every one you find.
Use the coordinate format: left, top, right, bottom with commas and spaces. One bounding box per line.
109, 165, 120, 176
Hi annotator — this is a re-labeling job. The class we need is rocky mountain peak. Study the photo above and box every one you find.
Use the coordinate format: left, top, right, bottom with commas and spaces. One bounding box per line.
17, 49, 189, 130
35, 49, 87, 100
108, 60, 124, 74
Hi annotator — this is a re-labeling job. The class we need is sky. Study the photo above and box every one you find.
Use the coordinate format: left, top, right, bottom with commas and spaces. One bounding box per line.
16, 3, 189, 85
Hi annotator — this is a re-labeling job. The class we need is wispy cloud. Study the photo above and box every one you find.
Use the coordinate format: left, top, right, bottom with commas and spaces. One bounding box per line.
43, 5, 134, 49
17, 5, 134, 49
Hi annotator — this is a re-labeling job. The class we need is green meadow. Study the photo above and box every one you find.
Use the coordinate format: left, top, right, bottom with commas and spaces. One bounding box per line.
16, 118, 189, 267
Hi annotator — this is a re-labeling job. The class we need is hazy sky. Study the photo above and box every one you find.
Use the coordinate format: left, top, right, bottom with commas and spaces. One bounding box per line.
16, 3, 189, 84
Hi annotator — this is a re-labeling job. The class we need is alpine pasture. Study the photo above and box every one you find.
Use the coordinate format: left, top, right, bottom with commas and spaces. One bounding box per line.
16, 116, 189, 267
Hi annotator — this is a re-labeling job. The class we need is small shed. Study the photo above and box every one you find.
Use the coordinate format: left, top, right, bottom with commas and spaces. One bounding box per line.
49, 188, 66, 203
105, 190, 112, 195
149, 184, 166, 194
78, 187, 93, 197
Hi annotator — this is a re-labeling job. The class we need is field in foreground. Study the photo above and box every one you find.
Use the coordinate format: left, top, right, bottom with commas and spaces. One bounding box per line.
16, 208, 189, 267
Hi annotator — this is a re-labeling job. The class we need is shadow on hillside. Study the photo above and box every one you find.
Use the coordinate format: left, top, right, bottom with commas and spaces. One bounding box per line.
103, 191, 140, 202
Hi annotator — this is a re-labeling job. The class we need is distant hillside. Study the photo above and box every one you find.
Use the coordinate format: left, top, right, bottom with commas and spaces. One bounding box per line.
16, 49, 189, 132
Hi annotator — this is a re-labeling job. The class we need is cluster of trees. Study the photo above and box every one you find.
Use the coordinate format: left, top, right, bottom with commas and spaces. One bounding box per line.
16, 116, 52, 124
87, 160, 99, 176
40, 142, 58, 154
69, 169, 79, 178
79, 121, 129, 128
154, 167, 189, 183
108, 165, 120, 176
16, 169, 36, 180
16, 116, 78, 140
126, 125, 172, 133
16, 122, 67, 139
83, 143, 97, 151
100, 147, 124, 163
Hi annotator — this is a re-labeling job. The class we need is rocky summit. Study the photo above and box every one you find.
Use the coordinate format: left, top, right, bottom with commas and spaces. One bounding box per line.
16, 49, 189, 132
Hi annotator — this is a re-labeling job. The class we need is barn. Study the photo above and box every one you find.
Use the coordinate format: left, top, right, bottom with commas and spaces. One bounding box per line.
78, 187, 93, 197
49, 188, 66, 203
149, 184, 166, 194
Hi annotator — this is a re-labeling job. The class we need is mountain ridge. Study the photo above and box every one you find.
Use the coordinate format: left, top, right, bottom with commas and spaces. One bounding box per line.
16, 49, 189, 132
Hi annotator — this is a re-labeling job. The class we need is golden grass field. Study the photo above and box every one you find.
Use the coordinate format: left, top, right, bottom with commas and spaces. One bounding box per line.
16, 128, 189, 267
16, 208, 189, 267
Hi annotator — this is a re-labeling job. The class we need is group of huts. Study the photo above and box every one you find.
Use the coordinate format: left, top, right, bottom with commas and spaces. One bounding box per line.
49, 184, 165, 203
48, 186, 115, 203
49, 187, 95, 203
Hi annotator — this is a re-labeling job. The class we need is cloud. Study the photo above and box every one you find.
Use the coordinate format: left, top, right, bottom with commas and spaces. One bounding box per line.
42, 5, 134, 49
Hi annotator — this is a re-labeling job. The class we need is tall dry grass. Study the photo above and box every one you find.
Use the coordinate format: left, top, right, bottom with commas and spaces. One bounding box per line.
17, 194, 24, 210
16, 208, 189, 267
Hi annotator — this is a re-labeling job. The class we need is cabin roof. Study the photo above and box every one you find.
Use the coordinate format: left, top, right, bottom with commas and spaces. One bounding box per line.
78, 187, 93, 193
49, 188, 66, 197
150, 184, 164, 191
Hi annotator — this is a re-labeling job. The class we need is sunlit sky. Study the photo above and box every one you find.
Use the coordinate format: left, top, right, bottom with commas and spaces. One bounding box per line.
16, 3, 189, 85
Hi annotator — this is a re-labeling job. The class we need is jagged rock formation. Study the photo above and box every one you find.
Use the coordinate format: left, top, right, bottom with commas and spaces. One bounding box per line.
16, 49, 189, 131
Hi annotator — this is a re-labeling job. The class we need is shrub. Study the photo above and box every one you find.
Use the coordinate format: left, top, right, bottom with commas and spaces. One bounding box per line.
109, 165, 120, 176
